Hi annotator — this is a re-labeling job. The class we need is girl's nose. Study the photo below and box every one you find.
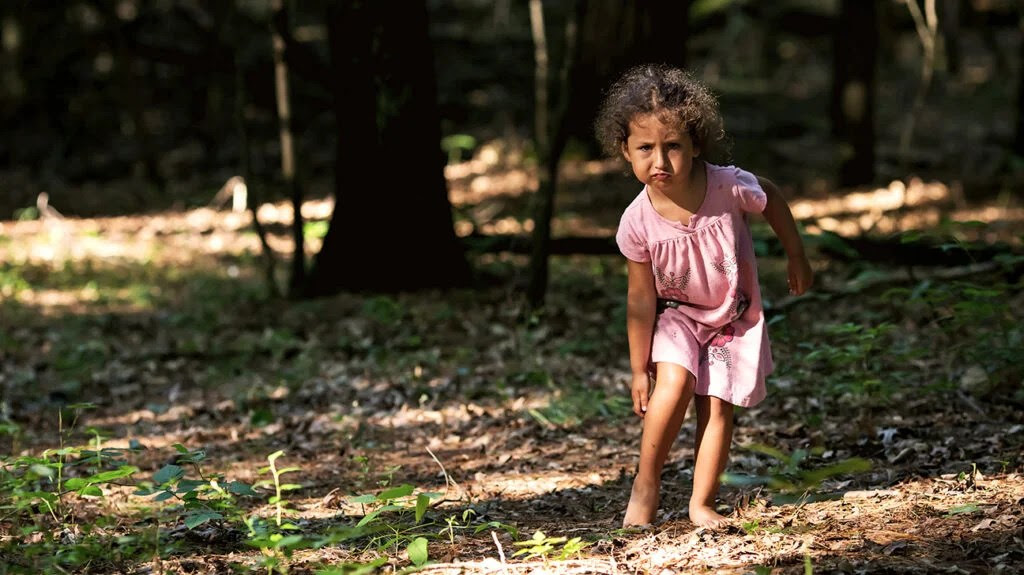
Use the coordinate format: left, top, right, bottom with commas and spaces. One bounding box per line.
654, 149, 670, 169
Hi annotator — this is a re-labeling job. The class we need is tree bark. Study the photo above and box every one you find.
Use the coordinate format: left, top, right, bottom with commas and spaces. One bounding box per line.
1015, 12, 1024, 157
270, 0, 306, 298
230, 8, 280, 299
831, 0, 878, 187
307, 0, 470, 296
526, 0, 579, 309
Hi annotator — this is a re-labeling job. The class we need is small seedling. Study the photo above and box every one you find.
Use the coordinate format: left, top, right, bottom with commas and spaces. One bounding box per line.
512, 530, 589, 560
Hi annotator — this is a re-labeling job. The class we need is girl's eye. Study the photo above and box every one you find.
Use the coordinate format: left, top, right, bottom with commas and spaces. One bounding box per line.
667, 142, 681, 149
638, 145, 652, 151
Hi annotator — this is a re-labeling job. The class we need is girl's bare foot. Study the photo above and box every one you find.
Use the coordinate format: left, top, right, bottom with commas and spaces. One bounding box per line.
622, 479, 659, 527
688, 502, 730, 528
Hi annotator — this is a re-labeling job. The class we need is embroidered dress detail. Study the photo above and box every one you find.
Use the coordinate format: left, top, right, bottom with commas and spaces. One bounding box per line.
712, 255, 738, 279
654, 266, 691, 301
615, 163, 773, 407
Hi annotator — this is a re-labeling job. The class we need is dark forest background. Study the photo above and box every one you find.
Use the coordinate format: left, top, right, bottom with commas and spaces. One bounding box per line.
2, 0, 1021, 211
3, 0, 1023, 303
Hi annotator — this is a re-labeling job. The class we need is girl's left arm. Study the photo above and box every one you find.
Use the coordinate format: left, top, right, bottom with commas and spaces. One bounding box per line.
757, 176, 813, 295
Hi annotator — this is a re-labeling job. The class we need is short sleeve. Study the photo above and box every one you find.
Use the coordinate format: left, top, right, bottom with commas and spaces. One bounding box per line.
615, 210, 650, 263
732, 167, 768, 213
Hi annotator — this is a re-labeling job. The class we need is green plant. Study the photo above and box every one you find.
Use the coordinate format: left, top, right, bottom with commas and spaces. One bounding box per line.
135, 443, 256, 530
721, 443, 871, 504
244, 450, 309, 574
0, 264, 30, 299
797, 322, 910, 403
315, 557, 389, 575
304, 220, 330, 241
914, 281, 1020, 388
441, 133, 477, 164
0, 405, 152, 573
512, 530, 589, 560
311, 483, 520, 570
527, 385, 632, 428
257, 450, 302, 528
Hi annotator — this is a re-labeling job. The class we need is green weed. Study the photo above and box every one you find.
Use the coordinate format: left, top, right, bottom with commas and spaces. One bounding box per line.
796, 321, 911, 403
722, 443, 871, 504
527, 385, 632, 428
512, 530, 589, 561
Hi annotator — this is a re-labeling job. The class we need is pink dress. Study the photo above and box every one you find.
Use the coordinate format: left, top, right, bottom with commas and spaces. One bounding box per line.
615, 163, 773, 407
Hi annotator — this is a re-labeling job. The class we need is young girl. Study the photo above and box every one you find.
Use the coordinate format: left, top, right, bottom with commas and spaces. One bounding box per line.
595, 63, 813, 528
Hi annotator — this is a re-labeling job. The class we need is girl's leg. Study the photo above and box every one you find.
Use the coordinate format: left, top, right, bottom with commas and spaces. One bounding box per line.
623, 363, 695, 527
690, 394, 734, 527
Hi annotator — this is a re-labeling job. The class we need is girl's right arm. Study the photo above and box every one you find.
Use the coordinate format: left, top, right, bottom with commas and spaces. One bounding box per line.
625, 259, 657, 417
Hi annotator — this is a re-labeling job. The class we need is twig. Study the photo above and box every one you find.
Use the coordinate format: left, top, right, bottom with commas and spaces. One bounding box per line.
426, 445, 464, 501
956, 391, 987, 416
842, 489, 900, 500
491, 530, 508, 568
413, 559, 615, 574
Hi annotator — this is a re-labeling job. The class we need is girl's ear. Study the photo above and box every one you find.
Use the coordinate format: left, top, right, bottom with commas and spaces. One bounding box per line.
620, 141, 631, 162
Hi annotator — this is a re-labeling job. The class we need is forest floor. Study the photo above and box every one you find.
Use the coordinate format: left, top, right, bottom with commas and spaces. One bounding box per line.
1, 158, 1023, 574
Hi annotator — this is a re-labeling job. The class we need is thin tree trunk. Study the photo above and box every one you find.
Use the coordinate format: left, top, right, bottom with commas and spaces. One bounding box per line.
270, 0, 305, 297
899, 0, 939, 170
1015, 13, 1024, 156
233, 32, 280, 299
831, 0, 877, 186
526, 0, 578, 309
938, 0, 960, 75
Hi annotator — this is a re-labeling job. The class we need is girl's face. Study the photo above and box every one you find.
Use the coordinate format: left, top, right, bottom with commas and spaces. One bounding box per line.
621, 113, 700, 195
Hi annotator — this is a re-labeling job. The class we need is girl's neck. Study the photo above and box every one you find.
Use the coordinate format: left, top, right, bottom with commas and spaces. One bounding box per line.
646, 160, 708, 225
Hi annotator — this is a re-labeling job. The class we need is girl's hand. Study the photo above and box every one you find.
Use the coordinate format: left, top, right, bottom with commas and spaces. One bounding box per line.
631, 373, 651, 417
787, 254, 814, 295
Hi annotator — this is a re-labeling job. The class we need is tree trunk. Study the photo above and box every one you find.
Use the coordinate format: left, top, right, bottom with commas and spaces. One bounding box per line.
229, 5, 280, 299
98, 2, 166, 197
526, 0, 579, 309
307, 0, 470, 296
1015, 12, 1024, 157
831, 0, 878, 187
270, 0, 306, 298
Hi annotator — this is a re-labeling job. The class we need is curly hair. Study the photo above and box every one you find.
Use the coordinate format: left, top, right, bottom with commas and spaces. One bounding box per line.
594, 63, 729, 162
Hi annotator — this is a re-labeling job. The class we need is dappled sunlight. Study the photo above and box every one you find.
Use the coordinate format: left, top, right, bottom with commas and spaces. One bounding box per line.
785, 178, 1023, 244
449, 167, 536, 206
0, 197, 335, 268
447, 159, 1023, 247
789, 178, 951, 220
0, 197, 340, 313
447, 158, 620, 208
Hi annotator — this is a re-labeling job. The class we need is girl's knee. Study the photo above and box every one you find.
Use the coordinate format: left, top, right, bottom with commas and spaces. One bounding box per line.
654, 362, 696, 387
